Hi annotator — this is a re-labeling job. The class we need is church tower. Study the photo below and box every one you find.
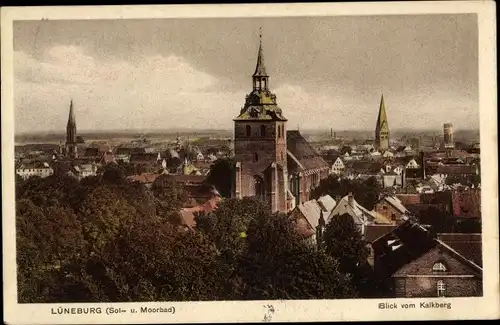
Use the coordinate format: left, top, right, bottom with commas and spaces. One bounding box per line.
65, 99, 77, 158
375, 94, 390, 151
233, 31, 289, 213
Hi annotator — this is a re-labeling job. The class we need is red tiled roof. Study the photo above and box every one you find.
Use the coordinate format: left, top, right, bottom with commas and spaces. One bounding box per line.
165, 174, 206, 185
395, 194, 421, 206
436, 165, 478, 175
451, 190, 481, 219
365, 224, 399, 243
179, 196, 221, 230
126, 173, 160, 184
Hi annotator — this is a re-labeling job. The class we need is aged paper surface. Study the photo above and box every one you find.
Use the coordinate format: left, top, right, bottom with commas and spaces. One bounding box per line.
1, 1, 498, 324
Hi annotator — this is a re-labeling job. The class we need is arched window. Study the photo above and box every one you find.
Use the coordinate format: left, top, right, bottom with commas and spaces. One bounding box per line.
253, 153, 259, 162
260, 125, 266, 137
245, 125, 251, 137
437, 280, 446, 297
432, 262, 447, 272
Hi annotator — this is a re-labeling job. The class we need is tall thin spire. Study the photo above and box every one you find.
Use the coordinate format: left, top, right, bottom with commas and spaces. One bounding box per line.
375, 94, 390, 151
66, 99, 76, 140
253, 27, 268, 77
68, 99, 75, 125
376, 94, 388, 129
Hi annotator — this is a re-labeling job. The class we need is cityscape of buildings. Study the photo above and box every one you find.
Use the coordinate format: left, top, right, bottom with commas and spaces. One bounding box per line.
15, 32, 482, 299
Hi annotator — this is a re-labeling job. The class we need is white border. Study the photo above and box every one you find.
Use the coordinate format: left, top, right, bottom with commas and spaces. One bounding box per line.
2, 2, 498, 323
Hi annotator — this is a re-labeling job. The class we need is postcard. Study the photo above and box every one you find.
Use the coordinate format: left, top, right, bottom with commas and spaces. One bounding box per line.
1, 1, 498, 324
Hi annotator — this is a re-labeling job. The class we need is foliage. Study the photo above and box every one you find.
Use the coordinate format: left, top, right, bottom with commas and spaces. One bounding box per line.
322, 213, 371, 296
151, 174, 187, 224
205, 158, 235, 198
238, 212, 355, 300
340, 146, 352, 155
16, 172, 358, 303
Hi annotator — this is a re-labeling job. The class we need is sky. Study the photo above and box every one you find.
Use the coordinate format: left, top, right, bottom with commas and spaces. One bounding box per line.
13, 14, 479, 134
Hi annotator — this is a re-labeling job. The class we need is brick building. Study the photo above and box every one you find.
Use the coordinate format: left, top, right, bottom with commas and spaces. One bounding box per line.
373, 221, 482, 298
232, 34, 328, 213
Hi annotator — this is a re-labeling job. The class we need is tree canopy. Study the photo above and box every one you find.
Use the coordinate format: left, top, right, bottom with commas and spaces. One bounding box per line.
17, 171, 360, 302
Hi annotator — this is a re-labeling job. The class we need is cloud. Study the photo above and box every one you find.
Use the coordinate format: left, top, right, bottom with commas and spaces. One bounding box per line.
14, 45, 479, 134
14, 46, 244, 133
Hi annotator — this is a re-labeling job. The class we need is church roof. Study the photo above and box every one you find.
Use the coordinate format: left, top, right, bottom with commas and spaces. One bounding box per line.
253, 40, 268, 77
67, 99, 76, 129
286, 130, 329, 171
375, 94, 389, 132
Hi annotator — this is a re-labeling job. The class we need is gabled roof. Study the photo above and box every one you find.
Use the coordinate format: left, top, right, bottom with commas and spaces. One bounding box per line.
327, 195, 375, 225
379, 195, 410, 215
286, 130, 329, 171
437, 233, 482, 267
365, 224, 399, 243
373, 221, 482, 277
317, 195, 336, 214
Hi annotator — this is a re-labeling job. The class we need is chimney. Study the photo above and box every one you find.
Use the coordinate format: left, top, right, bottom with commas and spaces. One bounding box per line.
348, 192, 354, 206
420, 151, 426, 179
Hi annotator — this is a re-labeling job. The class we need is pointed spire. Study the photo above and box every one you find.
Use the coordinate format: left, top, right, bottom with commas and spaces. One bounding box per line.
376, 94, 388, 129
67, 99, 76, 127
253, 27, 268, 77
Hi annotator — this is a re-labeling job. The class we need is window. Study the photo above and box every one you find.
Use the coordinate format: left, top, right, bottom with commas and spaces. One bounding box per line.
245, 125, 251, 137
437, 280, 446, 297
277, 125, 281, 138
432, 262, 447, 272
253, 153, 259, 162
260, 125, 266, 137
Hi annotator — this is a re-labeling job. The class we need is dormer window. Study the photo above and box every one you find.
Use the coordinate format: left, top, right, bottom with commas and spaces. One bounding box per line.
432, 262, 447, 272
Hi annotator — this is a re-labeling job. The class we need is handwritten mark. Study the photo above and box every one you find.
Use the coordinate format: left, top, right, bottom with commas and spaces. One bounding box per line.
263, 304, 275, 322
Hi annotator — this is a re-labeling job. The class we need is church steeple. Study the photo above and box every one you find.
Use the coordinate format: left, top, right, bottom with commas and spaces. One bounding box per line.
375, 94, 390, 151
65, 99, 77, 157
252, 28, 269, 91
66, 99, 76, 144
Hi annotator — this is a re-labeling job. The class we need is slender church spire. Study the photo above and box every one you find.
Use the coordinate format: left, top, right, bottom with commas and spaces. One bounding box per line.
252, 28, 269, 91
66, 99, 76, 143
375, 94, 390, 151
65, 99, 77, 157
253, 28, 268, 77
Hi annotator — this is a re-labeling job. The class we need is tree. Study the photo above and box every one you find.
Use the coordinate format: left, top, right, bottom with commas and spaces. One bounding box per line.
323, 213, 370, 296
17, 174, 79, 208
205, 158, 234, 198
151, 174, 187, 224
99, 163, 126, 184
16, 199, 87, 303
311, 175, 381, 210
195, 197, 266, 258
77, 185, 140, 254
95, 220, 221, 301
340, 146, 352, 155
237, 212, 355, 300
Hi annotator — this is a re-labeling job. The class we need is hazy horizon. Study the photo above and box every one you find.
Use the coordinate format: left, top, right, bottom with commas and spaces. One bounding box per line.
14, 15, 479, 134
